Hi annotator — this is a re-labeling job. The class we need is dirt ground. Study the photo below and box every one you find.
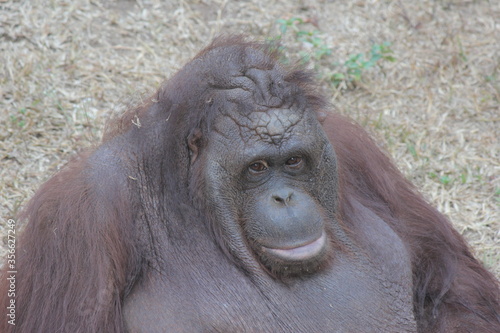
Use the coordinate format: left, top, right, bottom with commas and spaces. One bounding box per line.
1, 0, 498, 279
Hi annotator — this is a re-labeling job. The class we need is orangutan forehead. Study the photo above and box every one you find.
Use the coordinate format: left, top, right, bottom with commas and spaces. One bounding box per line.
206, 55, 309, 144
247, 108, 303, 144
222, 107, 305, 145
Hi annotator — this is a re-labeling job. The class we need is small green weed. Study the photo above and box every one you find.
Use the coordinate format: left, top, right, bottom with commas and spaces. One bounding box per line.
406, 142, 418, 160
274, 17, 395, 89
296, 30, 332, 62
10, 99, 43, 128
10, 107, 27, 128
427, 169, 486, 187
428, 172, 452, 186
275, 18, 331, 64
331, 42, 395, 87
276, 17, 304, 36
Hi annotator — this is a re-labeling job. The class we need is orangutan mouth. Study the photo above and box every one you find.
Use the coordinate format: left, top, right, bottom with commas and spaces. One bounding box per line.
262, 232, 327, 261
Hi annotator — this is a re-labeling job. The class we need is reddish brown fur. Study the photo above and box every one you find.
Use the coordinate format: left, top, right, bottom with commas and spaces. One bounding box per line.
0, 151, 142, 332
1, 36, 499, 332
324, 114, 500, 332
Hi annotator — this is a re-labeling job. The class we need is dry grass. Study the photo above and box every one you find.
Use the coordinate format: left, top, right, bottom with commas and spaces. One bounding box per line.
1, 0, 498, 278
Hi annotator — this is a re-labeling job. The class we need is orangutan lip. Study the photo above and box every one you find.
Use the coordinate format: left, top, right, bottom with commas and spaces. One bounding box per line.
262, 232, 327, 261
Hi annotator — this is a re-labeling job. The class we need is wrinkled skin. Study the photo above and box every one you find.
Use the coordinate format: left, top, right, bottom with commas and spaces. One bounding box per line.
123, 40, 417, 332
202, 101, 336, 277
1, 37, 499, 333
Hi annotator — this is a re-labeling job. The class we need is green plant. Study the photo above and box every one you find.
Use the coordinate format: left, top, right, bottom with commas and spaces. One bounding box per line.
274, 18, 396, 89
296, 30, 332, 62
427, 168, 488, 187
331, 42, 395, 87
406, 142, 418, 160
275, 18, 331, 63
276, 17, 304, 36
428, 172, 452, 186
10, 108, 27, 127
267, 18, 306, 64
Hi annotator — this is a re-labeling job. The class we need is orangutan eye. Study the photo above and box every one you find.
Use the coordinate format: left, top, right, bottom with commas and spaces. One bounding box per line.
285, 156, 303, 168
249, 161, 268, 173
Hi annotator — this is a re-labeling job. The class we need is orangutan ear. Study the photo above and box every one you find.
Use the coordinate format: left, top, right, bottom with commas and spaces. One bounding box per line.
187, 128, 203, 164
316, 110, 327, 123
